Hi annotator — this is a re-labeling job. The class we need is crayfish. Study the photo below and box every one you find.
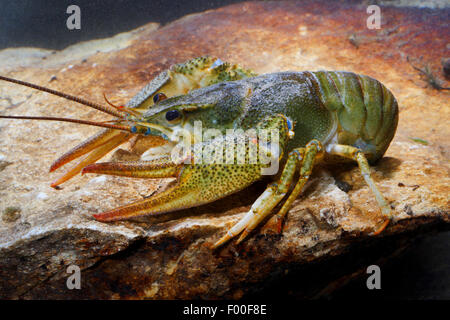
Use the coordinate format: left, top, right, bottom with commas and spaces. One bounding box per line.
0, 57, 398, 248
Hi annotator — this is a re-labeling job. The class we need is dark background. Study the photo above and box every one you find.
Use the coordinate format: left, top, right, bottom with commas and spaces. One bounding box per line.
0, 0, 243, 50
0, 0, 448, 299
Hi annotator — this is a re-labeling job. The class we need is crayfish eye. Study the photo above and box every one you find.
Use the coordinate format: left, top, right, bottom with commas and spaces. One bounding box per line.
153, 93, 167, 103
165, 110, 181, 122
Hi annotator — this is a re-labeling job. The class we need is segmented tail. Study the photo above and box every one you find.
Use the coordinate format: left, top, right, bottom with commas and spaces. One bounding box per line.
308, 71, 398, 162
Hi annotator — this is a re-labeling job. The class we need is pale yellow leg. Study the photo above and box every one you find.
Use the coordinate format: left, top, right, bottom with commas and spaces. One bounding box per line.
326, 144, 391, 234
274, 140, 323, 232
212, 148, 304, 249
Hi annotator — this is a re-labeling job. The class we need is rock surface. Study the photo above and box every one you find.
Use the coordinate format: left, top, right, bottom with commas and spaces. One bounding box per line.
0, 1, 448, 299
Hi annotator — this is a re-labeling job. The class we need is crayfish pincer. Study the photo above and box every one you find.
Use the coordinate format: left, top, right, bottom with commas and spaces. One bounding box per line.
0, 57, 398, 248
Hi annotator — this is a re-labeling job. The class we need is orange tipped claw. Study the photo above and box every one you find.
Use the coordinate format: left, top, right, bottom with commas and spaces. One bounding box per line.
50, 129, 129, 172
91, 162, 260, 222
50, 131, 131, 187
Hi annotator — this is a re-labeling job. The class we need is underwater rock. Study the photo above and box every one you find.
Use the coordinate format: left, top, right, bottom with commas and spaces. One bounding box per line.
0, 1, 448, 299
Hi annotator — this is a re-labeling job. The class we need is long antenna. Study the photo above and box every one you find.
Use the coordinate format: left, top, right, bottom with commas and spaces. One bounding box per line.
0, 115, 132, 132
0, 75, 125, 118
